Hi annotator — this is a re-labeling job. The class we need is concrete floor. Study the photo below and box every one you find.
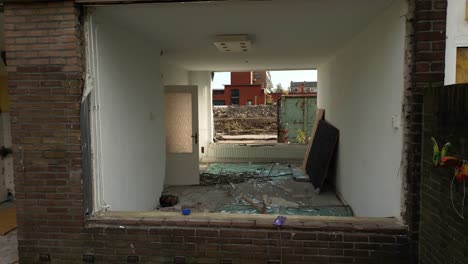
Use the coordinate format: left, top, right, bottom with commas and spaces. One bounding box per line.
160, 163, 351, 216
0, 201, 18, 264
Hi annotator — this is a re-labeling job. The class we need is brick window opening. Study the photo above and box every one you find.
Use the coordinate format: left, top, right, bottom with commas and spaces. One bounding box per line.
82, 0, 409, 226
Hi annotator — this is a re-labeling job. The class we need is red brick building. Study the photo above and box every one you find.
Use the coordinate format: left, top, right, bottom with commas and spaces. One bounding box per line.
268, 92, 283, 104
212, 72, 266, 105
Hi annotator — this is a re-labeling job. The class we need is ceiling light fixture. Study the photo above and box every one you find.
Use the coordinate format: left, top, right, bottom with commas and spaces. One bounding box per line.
213, 35, 252, 53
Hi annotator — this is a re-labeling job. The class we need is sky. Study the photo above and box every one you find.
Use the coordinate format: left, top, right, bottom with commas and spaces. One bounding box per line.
211, 70, 318, 90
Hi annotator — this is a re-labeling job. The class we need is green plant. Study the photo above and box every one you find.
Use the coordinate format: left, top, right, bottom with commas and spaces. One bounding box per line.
296, 129, 307, 144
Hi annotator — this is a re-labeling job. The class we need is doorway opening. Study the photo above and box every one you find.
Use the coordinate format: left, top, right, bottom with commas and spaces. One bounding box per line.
211, 70, 317, 146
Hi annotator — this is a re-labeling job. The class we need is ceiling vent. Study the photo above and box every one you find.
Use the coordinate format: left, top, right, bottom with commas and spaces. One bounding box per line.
213, 35, 252, 53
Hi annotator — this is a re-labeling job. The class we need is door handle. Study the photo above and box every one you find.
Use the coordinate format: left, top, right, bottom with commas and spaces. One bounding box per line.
191, 133, 198, 144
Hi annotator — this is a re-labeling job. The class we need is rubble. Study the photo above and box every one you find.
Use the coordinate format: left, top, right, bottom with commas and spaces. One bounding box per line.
214, 105, 277, 135
213, 105, 277, 118
200, 163, 292, 185
160, 162, 352, 216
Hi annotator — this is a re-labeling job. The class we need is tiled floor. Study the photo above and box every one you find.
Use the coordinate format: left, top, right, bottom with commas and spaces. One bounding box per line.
0, 201, 18, 264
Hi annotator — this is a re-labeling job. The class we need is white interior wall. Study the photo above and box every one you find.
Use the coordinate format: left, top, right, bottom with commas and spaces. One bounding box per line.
92, 12, 165, 211
318, 0, 406, 217
189, 71, 213, 158
161, 64, 190, 85
445, 0, 468, 85
161, 66, 213, 159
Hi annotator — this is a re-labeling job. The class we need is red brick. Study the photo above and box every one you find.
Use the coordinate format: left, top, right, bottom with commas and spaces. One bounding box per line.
415, 10, 447, 20
415, 62, 430, 72
415, 21, 431, 31
433, 1, 447, 10
430, 62, 445, 72
432, 41, 446, 51
416, 31, 446, 42
416, 1, 432, 11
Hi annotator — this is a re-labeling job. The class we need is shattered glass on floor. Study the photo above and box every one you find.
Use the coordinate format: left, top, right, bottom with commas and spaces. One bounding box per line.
215, 205, 353, 216
202, 163, 292, 177
201, 162, 292, 185
160, 163, 353, 217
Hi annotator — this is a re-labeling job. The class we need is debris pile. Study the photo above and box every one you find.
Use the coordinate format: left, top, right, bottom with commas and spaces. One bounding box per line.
159, 163, 353, 216
214, 105, 277, 135
213, 105, 277, 118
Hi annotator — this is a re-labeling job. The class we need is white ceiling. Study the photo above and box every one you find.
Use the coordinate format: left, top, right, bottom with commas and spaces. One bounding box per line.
96, 0, 394, 71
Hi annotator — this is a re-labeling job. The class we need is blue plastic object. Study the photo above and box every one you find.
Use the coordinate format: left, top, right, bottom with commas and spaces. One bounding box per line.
273, 216, 286, 226
182, 208, 191, 215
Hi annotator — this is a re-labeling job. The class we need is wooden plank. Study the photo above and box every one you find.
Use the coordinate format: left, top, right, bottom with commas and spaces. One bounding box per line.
75, 0, 177, 3
301, 108, 324, 171
0, 206, 16, 235
305, 120, 339, 192
456, 47, 468, 84
0, 0, 200, 4
74, 0, 234, 4
0, 76, 9, 113
241, 195, 267, 214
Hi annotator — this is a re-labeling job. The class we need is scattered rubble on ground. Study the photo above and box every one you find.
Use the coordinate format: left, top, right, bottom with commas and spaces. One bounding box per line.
200, 162, 292, 185
159, 163, 353, 216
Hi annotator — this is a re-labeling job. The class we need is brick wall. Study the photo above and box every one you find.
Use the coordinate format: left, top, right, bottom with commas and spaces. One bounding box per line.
402, 0, 447, 261
224, 85, 266, 106
79, 217, 409, 264
231, 72, 252, 85
420, 85, 468, 264
4, 1, 84, 263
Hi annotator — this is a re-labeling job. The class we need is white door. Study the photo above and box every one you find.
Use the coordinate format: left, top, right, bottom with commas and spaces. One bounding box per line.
164, 85, 199, 185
